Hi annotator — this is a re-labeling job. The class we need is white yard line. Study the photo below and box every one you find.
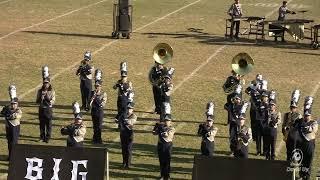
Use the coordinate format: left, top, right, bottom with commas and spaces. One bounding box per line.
0, 0, 11, 5
275, 81, 320, 156
19, 0, 202, 99
0, 0, 109, 40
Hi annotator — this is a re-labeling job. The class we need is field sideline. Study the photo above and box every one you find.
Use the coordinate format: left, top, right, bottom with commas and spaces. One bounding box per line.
0, 0, 320, 179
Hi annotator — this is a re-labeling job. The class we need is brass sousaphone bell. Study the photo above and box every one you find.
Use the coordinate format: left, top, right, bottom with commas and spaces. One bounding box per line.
223, 52, 254, 94
149, 43, 173, 84
231, 52, 254, 75
153, 43, 173, 65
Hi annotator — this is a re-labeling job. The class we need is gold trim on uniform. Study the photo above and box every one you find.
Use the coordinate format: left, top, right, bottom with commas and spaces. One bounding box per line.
7, 108, 22, 127
238, 126, 252, 146
206, 126, 218, 142
269, 111, 281, 128
73, 123, 87, 143
282, 112, 302, 141
302, 121, 318, 141
161, 126, 175, 143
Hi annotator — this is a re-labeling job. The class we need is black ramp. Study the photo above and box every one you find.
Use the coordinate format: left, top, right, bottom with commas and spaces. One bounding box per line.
192, 155, 291, 180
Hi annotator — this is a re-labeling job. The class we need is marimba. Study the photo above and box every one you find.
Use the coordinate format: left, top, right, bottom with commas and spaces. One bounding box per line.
265, 19, 314, 41
225, 16, 265, 40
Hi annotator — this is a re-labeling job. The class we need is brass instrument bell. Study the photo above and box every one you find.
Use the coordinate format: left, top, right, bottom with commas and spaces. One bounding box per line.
231, 52, 254, 75
153, 43, 173, 65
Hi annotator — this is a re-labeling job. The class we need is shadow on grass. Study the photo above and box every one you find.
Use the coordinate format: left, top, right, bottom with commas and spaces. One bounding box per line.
0, 101, 37, 108
0, 155, 8, 161
141, 28, 313, 50
281, 51, 320, 57
23, 30, 113, 39
106, 140, 199, 161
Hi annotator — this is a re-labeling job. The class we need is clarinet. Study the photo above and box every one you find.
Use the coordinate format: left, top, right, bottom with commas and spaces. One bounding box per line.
89, 90, 98, 107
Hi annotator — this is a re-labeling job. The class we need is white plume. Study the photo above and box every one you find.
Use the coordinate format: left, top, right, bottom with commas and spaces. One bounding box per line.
241, 101, 249, 114
42, 65, 49, 79
9, 85, 17, 100
72, 101, 81, 114
206, 101, 214, 116
120, 62, 127, 72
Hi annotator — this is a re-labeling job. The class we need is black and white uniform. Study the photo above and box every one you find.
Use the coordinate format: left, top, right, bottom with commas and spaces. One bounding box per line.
278, 5, 292, 21
76, 63, 94, 110
197, 123, 218, 156
224, 75, 241, 106
233, 125, 252, 159
1, 106, 22, 158
160, 82, 173, 119
153, 123, 175, 180
36, 86, 55, 142
264, 111, 281, 160
113, 80, 132, 120
90, 90, 107, 143
294, 119, 318, 179
255, 100, 269, 155
119, 112, 137, 167
226, 102, 242, 152
61, 122, 86, 147
245, 86, 260, 141
228, 3, 242, 38
282, 111, 302, 160
150, 66, 167, 114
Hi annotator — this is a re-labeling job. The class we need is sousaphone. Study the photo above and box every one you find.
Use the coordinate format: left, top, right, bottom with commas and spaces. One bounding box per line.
148, 43, 173, 84
153, 43, 173, 65
223, 52, 254, 94
232, 52, 254, 75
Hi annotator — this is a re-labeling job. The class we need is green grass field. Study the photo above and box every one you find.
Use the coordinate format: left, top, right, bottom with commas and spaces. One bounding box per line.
0, 0, 320, 179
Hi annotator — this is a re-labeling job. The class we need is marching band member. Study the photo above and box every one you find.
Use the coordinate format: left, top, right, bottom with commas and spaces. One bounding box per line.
197, 101, 218, 156
61, 102, 86, 147
153, 103, 175, 180
36, 66, 55, 143
226, 94, 243, 154
1, 88, 22, 160
150, 62, 168, 114
278, 1, 296, 21
245, 74, 264, 142
113, 61, 133, 121
275, 1, 296, 42
264, 98, 281, 160
90, 69, 107, 144
228, 0, 243, 40
294, 97, 318, 180
160, 69, 174, 119
119, 102, 137, 169
254, 91, 269, 156
282, 89, 302, 161
232, 104, 252, 159
76, 51, 94, 111
223, 70, 242, 107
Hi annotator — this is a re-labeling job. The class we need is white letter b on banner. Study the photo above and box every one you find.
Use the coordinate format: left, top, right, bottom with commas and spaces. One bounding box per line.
24, 157, 44, 180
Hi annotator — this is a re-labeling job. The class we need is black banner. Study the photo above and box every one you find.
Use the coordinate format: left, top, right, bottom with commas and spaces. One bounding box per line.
8, 144, 108, 180
192, 155, 291, 180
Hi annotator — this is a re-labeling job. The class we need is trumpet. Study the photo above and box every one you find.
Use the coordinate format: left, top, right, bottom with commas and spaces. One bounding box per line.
89, 90, 99, 107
